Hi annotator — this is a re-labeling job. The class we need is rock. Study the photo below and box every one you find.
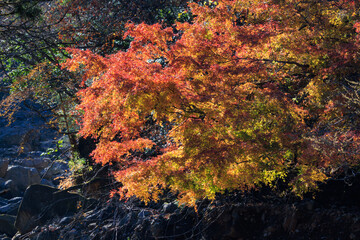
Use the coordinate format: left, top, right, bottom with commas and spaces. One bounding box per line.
0, 129, 24, 148
15, 158, 50, 170
0, 197, 22, 215
88, 222, 97, 230
138, 210, 152, 218
162, 202, 177, 213
17, 129, 41, 153
119, 212, 137, 227
3, 180, 16, 197
15, 184, 84, 234
0, 233, 11, 240
59, 216, 72, 225
151, 216, 166, 238
11, 232, 22, 240
131, 219, 151, 240
39, 140, 58, 152
5, 166, 41, 195
0, 178, 7, 191
283, 208, 298, 233
0, 94, 59, 158
30, 227, 60, 240
8, 197, 22, 204
41, 161, 69, 179
0, 197, 8, 206
0, 201, 21, 215
314, 174, 360, 207
0, 160, 8, 178
0, 147, 17, 159
40, 179, 54, 187
0, 214, 17, 237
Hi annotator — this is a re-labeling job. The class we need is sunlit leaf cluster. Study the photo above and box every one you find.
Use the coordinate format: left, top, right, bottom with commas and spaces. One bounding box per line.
63, 0, 360, 205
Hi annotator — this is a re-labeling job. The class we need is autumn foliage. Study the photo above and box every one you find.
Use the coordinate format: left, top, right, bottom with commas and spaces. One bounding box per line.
64, 0, 360, 205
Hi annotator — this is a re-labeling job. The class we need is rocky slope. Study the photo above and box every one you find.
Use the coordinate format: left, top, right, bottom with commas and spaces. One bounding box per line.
1, 92, 360, 240
6, 177, 360, 240
0, 90, 70, 239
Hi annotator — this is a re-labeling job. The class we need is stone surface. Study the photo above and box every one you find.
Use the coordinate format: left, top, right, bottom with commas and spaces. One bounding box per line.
0, 197, 22, 215
0, 214, 17, 237
0, 197, 8, 206
40, 179, 54, 187
0, 233, 11, 240
0, 177, 6, 189
10, 189, 360, 240
0, 148, 17, 159
0, 91, 57, 152
0, 129, 24, 148
137, 210, 151, 218
3, 180, 16, 197
15, 158, 50, 170
0, 201, 20, 215
8, 197, 22, 204
5, 166, 41, 195
162, 202, 177, 213
15, 184, 83, 234
0, 91, 59, 159
41, 161, 68, 179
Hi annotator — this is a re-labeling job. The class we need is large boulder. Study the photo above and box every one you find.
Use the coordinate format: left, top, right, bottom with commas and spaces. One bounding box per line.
5, 166, 41, 195
15, 184, 84, 234
0, 127, 24, 148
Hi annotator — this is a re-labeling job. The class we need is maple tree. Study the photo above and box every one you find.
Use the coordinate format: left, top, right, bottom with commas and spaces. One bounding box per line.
63, 0, 359, 205
1, 0, 194, 155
